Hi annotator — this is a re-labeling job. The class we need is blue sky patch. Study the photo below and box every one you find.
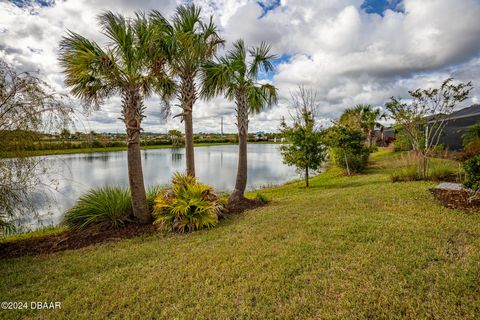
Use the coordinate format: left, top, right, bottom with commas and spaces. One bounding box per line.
10, 0, 55, 8
361, 0, 404, 16
258, 54, 291, 81
257, 0, 281, 18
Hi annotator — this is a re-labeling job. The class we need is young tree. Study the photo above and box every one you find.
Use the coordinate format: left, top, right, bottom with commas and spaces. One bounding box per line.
202, 39, 277, 202
386, 78, 472, 179
323, 124, 370, 175
279, 86, 326, 187
150, 5, 224, 177
59, 12, 173, 223
0, 59, 72, 233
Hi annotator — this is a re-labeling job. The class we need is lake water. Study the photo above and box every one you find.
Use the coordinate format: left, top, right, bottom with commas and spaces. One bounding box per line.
18, 144, 299, 229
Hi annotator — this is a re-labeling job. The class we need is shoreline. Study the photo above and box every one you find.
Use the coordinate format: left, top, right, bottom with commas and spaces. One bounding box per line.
0, 141, 280, 158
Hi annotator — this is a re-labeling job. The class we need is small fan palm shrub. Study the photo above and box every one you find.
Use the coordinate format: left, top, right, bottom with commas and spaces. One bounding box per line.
63, 187, 132, 230
153, 173, 225, 233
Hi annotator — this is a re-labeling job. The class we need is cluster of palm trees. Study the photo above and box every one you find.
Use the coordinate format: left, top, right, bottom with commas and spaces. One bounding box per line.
59, 4, 277, 222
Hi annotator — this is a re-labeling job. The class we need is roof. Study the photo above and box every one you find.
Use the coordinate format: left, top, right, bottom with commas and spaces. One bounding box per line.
448, 104, 480, 119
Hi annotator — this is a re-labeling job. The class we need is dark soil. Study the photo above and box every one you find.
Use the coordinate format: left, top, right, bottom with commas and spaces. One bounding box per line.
431, 189, 480, 213
0, 223, 156, 259
1, 199, 268, 259
226, 198, 266, 214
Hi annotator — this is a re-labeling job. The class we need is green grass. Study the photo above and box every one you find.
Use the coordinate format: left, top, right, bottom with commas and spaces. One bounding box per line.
1, 149, 480, 319
0, 226, 68, 244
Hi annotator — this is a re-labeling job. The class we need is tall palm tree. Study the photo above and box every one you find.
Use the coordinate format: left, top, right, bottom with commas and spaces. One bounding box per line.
59, 12, 173, 222
202, 39, 277, 202
150, 4, 224, 177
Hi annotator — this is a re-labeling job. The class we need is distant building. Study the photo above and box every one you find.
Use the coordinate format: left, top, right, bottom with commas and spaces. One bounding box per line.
383, 104, 480, 150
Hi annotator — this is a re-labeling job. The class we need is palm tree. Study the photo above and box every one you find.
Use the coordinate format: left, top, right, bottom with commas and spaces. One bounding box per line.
339, 104, 385, 147
202, 39, 277, 202
149, 5, 224, 177
59, 12, 173, 223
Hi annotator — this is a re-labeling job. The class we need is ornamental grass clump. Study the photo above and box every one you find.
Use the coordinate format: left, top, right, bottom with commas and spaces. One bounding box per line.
153, 173, 225, 233
63, 186, 132, 230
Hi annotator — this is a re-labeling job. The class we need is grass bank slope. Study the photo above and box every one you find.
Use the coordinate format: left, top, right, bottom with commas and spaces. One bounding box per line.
1, 150, 479, 319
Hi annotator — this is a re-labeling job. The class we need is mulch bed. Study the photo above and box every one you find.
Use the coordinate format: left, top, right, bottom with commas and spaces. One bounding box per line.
1, 199, 267, 259
0, 223, 156, 259
431, 189, 480, 213
225, 198, 266, 214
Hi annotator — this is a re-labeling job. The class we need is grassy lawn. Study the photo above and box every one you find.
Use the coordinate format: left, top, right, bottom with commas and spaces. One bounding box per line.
1, 149, 479, 319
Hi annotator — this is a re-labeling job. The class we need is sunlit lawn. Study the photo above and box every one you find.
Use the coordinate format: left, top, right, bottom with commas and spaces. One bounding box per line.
1, 149, 479, 319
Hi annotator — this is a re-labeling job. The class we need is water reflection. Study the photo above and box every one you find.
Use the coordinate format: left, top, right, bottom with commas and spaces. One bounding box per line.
22, 144, 298, 229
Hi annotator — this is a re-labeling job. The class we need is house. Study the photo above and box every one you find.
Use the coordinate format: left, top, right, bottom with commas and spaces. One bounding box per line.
383, 104, 480, 150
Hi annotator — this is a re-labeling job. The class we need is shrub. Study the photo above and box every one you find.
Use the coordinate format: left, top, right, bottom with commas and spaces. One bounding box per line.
63, 187, 132, 229
463, 122, 480, 154
323, 125, 371, 174
254, 192, 270, 204
153, 173, 225, 233
464, 154, 480, 190
329, 147, 370, 173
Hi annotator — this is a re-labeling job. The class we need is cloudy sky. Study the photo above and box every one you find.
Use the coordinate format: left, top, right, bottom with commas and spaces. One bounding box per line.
1, 0, 480, 133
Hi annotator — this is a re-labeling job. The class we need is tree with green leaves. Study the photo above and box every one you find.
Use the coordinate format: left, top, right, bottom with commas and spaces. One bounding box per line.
323, 124, 370, 175
150, 4, 224, 177
279, 86, 325, 188
339, 104, 385, 147
386, 78, 472, 179
202, 39, 277, 202
168, 129, 183, 146
0, 59, 72, 234
59, 12, 173, 223
463, 121, 480, 154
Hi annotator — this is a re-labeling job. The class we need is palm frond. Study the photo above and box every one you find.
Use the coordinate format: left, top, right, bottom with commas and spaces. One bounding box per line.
248, 41, 276, 79
59, 31, 117, 107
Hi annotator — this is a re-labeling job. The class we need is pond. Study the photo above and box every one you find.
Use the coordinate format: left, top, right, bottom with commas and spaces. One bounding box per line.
18, 143, 299, 229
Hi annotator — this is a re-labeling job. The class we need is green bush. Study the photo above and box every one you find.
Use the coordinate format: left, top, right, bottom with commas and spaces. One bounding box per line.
329, 147, 370, 173
464, 154, 480, 190
63, 187, 132, 229
153, 173, 224, 233
323, 125, 371, 174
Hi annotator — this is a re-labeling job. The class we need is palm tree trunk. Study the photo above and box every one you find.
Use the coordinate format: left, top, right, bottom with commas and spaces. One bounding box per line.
230, 94, 248, 203
123, 90, 150, 223
180, 74, 196, 177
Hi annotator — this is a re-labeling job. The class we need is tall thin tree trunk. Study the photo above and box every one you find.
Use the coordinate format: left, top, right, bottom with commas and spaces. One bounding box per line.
230, 94, 248, 203
123, 90, 150, 223
180, 74, 196, 177
184, 110, 195, 177
305, 166, 309, 187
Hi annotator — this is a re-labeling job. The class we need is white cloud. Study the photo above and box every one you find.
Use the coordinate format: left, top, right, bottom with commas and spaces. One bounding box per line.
1, 0, 480, 134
